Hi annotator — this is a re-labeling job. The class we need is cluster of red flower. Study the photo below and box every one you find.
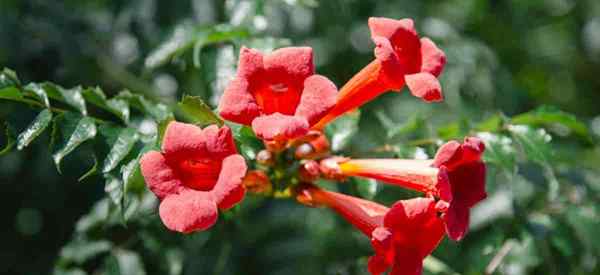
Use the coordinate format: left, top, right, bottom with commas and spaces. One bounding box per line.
140, 17, 486, 275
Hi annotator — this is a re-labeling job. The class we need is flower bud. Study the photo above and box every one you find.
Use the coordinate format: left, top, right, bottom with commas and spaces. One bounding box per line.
256, 150, 275, 166
299, 160, 321, 182
294, 132, 330, 160
264, 139, 287, 153
294, 183, 320, 207
242, 170, 272, 194
319, 157, 348, 181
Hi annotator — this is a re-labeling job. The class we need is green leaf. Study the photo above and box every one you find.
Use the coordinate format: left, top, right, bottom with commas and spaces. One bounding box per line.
53, 267, 87, 275
508, 125, 559, 199
477, 132, 517, 172
0, 86, 23, 101
78, 155, 98, 182
75, 198, 110, 233
178, 95, 223, 126
565, 205, 600, 254
283, 0, 319, 8
104, 174, 124, 209
476, 114, 504, 132
511, 105, 591, 142
108, 249, 146, 275
192, 27, 247, 68
508, 124, 552, 164
121, 158, 145, 197
326, 110, 360, 152
52, 112, 97, 172
157, 116, 173, 146
82, 87, 130, 123
145, 23, 248, 69
0, 120, 16, 155
352, 177, 378, 200
116, 90, 172, 122
229, 123, 262, 159
165, 249, 184, 275
436, 118, 469, 140
98, 125, 138, 173
122, 139, 156, 196
230, 124, 260, 145
24, 83, 51, 108
59, 239, 112, 265
17, 109, 53, 150
41, 83, 87, 115
0, 68, 21, 88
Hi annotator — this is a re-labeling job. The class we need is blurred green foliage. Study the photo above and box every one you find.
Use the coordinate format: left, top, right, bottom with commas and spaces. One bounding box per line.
1, 0, 599, 275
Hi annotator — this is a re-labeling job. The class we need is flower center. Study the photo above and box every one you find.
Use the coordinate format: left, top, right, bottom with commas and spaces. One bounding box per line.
178, 158, 222, 191
253, 82, 302, 115
270, 83, 288, 93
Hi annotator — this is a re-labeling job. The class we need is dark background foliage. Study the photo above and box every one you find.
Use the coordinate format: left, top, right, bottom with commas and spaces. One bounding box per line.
1, 0, 599, 274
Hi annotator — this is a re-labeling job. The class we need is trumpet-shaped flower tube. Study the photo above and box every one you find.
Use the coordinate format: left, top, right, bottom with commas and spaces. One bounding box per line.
322, 137, 486, 240
296, 183, 388, 235
296, 184, 445, 275
219, 46, 337, 141
140, 122, 247, 233
313, 17, 446, 129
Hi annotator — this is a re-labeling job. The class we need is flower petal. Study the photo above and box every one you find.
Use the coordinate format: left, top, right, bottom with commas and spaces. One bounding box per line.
371, 227, 394, 258
369, 17, 422, 75
462, 136, 486, 163
436, 166, 453, 204
443, 203, 470, 241
295, 74, 338, 126
212, 154, 248, 210
368, 17, 416, 42
443, 161, 486, 241
140, 151, 182, 200
202, 125, 238, 159
449, 161, 487, 208
368, 255, 389, 275
158, 190, 218, 233
420, 37, 446, 77
219, 77, 261, 125
431, 140, 461, 169
162, 121, 206, 162
372, 36, 404, 89
237, 46, 264, 80
264, 47, 314, 86
432, 137, 485, 170
389, 251, 423, 275
372, 36, 399, 67
384, 197, 436, 231
251, 112, 309, 141
405, 72, 443, 102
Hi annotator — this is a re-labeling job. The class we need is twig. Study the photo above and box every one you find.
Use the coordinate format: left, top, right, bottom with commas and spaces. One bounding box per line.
485, 240, 516, 274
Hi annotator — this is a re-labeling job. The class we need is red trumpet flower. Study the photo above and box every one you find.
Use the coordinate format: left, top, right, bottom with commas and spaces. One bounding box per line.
296, 183, 388, 235
219, 46, 337, 142
314, 17, 446, 129
140, 122, 247, 233
296, 185, 445, 275
323, 137, 486, 240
